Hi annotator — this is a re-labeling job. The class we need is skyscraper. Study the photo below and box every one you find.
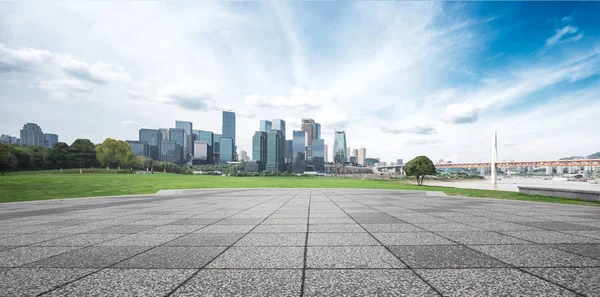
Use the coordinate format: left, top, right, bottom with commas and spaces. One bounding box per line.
169, 128, 185, 160
315, 123, 321, 140
160, 140, 182, 164
239, 150, 248, 162
333, 131, 347, 164
127, 140, 150, 158
213, 133, 222, 164
175, 121, 193, 161
20, 123, 44, 147
159, 128, 169, 141
285, 140, 293, 164
292, 130, 306, 173
194, 130, 214, 164
219, 137, 234, 162
301, 118, 316, 158
266, 129, 285, 172
139, 128, 162, 160
222, 111, 236, 147
193, 141, 209, 163
272, 119, 286, 140
352, 149, 358, 159
324, 144, 328, 163
311, 139, 325, 172
358, 148, 367, 166
252, 131, 267, 171
259, 120, 272, 133
43, 133, 58, 149
347, 147, 351, 162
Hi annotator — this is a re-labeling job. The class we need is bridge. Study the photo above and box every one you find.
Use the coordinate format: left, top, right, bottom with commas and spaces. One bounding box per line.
434, 159, 600, 168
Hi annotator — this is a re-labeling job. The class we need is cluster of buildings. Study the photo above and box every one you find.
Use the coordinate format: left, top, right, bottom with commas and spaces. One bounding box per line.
2, 115, 374, 173
0, 123, 59, 149
128, 111, 236, 165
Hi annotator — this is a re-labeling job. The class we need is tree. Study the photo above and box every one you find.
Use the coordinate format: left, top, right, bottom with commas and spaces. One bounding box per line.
0, 144, 18, 175
405, 156, 437, 186
48, 142, 69, 170
69, 139, 98, 169
95, 138, 135, 173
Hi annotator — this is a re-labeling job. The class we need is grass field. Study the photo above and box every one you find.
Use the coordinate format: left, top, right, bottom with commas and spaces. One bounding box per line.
1, 171, 599, 206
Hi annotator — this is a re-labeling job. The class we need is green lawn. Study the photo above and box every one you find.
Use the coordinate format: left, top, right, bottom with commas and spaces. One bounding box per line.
1, 172, 599, 206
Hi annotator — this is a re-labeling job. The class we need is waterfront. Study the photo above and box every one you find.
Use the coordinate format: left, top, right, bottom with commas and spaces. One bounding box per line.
429, 177, 600, 192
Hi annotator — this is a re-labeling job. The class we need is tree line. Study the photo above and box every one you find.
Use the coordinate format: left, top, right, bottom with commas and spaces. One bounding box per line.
0, 138, 184, 175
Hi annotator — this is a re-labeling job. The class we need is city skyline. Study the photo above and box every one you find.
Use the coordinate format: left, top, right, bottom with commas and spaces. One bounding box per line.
2, 2, 600, 162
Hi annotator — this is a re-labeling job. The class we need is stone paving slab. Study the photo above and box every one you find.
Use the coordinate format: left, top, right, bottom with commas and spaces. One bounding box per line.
1, 188, 599, 296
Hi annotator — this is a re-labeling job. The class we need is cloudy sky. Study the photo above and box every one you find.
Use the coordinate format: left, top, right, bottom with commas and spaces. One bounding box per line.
1, 2, 599, 163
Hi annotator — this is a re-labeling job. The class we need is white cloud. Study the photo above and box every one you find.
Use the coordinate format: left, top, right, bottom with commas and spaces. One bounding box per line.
245, 87, 332, 110
382, 125, 437, 135
0, 43, 52, 72
545, 25, 581, 48
120, 120, 142, 127
38, 79, 93, 99
441, 103, 480, 124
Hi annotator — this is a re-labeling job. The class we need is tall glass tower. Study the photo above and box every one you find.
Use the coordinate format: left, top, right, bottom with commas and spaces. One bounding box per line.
292, 130, 306, 173
266, 130, 285, 172
222, 111, 236, 148
333, 131, 347, 164
139, 128, 162, 160
175, 121, 192, 161
259, 120, 272, 133
272, 119, 286, 140
252, 131, 268, 171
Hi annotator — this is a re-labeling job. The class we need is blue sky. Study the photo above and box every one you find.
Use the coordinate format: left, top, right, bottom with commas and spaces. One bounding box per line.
1, 2, 599, 162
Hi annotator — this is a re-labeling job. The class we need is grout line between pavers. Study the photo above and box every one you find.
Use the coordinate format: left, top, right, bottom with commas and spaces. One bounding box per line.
319, 191, 445, 297
163, 189, 306, 297
337, 192, 588, 297
299, 189, 311, 297
33, 190, 297, 297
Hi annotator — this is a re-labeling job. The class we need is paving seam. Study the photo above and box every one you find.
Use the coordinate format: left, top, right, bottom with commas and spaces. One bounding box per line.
163, 189, 306, 297
319, 190, 444, 297
299, 189, 312, 297
338, 191, 588, 296
34, 190, 296, 297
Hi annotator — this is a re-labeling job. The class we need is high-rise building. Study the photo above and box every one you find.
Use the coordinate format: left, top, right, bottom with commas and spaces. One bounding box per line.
126, 140, 150, 158
358, 148, 367, 166
160, 140, 182, 164
266, 129, 285, 172
0, 134, 19, 145
301, 118, 316, 158
139, 128, 162, 160
219, 137, 234, 162
213, 133, 222, 164
352, 149, 358, 159
193, 141, 209, 162
159, 128, 169, 141
346, 147, 351, 162
333, 131, 347, 164
20, 123, 44, 147
259, 120, 272, 133
285, 140, 293, 164
222, 111, 236, 148
324, 144, 328, 163
194, 130, 214, 164
315, 123, 321, 140
311, 139, 325, 172
43, 133, 58, 149
175, 121, 193, 161
292, 130, 306, 173
252, 131, 268, 171
272, 119, 286, 140
239, 150, 249, 162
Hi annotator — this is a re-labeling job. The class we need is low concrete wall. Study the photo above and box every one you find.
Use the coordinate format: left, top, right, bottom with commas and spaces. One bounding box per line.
518, 186, 600, 202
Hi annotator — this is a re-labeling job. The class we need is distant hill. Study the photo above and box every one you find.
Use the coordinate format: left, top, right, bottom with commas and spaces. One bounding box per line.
587, 152, 600, 159
560, 151, 600, 160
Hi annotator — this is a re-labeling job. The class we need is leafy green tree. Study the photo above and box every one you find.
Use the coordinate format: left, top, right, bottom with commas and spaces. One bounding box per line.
0, 144, 18, 175
28, 146, 48, 170
95, 138, 135, 173
11, 146, 33, 170
48, 142, 69, 170
69, 139, 98, 168
405, 156, 437, 186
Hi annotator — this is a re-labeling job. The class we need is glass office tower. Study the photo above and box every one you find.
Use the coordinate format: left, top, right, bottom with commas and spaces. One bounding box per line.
252, 131, 267, 171
292, 130, 306, 173
333, 131, 347, 164
194, 130, 214, 164
259, 120, 272, 133
272, 119, 286, 140
175, 121, 192, 161
315, 123, 321, 140
266, 130, 285, 172
139, 128, 162, 160
311, 139, 325, 172
219, 137, 234, 162
222, 111, 236, 145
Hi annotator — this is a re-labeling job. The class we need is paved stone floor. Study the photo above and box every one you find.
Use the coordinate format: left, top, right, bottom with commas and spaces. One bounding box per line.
1, 189, 600, 296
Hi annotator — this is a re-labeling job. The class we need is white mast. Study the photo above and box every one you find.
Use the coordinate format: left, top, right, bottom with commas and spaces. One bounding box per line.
491, 130, 498, 186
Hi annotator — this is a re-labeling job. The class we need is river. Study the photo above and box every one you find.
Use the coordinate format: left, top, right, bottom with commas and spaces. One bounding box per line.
426, 177, 600, 192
